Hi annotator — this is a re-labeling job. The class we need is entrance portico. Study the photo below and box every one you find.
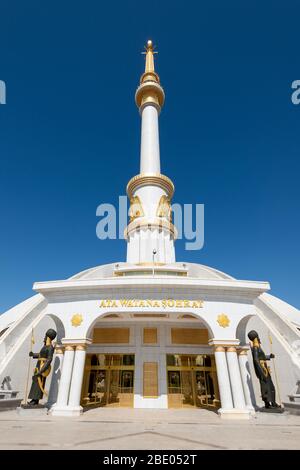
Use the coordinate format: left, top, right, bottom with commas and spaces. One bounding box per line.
36, 276, 267, 420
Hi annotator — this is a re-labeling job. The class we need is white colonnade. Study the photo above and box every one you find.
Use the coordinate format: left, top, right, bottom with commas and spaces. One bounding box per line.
51, 342, 88, 416
212, 342, 254, 419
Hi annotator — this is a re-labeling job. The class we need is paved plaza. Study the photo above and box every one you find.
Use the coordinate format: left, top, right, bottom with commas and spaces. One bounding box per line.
0, 408, 299, 450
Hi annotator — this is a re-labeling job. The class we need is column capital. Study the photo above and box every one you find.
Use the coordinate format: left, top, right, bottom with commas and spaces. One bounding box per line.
214, 346, 226, 353
238, 347, 250, 356
227, 346, 237, 353
65, 345, 75, 352
208, 339, 240, 347
55, 345, 64, 355
61, 338, 92, 347
75, 344, 86, 352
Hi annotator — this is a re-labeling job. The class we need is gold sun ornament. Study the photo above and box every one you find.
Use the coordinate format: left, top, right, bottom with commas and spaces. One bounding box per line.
71, 314, 83, 327
217, 314, 230, 328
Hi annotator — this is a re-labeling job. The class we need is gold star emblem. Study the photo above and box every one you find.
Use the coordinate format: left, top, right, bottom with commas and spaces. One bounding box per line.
217, 314, 230, 328
71, 314, 83, 327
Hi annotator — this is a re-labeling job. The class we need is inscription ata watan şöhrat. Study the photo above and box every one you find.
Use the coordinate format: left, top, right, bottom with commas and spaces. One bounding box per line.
99, 299, 204, 309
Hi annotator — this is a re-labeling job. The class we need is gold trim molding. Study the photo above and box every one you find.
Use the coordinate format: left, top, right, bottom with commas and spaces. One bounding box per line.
126, 173, 174, 199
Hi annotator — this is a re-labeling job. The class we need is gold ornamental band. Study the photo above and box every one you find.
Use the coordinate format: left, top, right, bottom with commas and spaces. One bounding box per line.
124, 217, 177, 239
135, 81, 165, 110
227, 346, 237, 353
140, 71, 160, 85
127, 173, 175, 199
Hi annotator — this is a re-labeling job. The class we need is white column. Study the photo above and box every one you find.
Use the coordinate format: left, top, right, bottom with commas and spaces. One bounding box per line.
68, 345, 87, 412
51, 345, 75, 415
140, 105, 161, 174
47, 345, 64, 407
226, 346, 246, 409
238, 348, 255, 412
214, 346, 233, 411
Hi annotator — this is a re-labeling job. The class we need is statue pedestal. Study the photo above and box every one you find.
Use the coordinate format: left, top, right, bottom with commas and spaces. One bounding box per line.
258, 406, 284, 414
282, 401, 300, 415
17, 404, 48, 416
0, 398, 22, 411
283, 394, 300, 415
218, 408, 252, 420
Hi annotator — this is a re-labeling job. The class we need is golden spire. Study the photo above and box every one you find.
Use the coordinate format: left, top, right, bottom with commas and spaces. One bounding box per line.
144, 40, 156, 73
140, 39, 160, 85
135, 39, 165, 110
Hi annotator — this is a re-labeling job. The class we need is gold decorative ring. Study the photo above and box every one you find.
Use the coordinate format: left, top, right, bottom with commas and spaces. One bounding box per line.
127, 173, 175, 199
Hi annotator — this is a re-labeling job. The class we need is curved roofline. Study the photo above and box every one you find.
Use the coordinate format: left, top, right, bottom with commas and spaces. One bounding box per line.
69, 261, 235, 281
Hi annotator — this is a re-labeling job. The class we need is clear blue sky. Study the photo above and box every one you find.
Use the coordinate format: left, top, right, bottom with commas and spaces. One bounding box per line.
0, 0, 299, 313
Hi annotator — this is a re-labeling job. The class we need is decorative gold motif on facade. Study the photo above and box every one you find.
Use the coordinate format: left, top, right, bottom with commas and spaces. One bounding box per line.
129, 195, 144, 221
217, 314, 230, 328
71, 314, 83, 327
156, 195, 172, 221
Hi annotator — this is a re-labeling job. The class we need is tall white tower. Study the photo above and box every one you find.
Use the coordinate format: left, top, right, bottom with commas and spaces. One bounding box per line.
125, 40, 177, 264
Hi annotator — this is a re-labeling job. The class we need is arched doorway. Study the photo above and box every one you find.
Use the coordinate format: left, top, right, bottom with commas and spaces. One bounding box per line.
81, 312, 219, 410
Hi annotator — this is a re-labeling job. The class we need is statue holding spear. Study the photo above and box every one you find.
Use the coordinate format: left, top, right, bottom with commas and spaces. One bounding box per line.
248, 330, 282, 410
26, 329, 57, 405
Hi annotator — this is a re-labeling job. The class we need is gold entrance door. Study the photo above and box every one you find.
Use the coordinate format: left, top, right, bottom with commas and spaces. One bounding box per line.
167, 371, 182, 408
106, 369, 134, 407
181, 371, 194, 407
82, 354, 134, 408
167, 354, 220, 409
167, 370, 195, 408
93, 369, 108, 406
193, 370, 217, 408
119, 370, 134, 407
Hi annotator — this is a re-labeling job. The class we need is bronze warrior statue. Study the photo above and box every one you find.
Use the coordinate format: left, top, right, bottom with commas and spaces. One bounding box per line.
27, 328, 57, 405
248, 330, 280, 409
